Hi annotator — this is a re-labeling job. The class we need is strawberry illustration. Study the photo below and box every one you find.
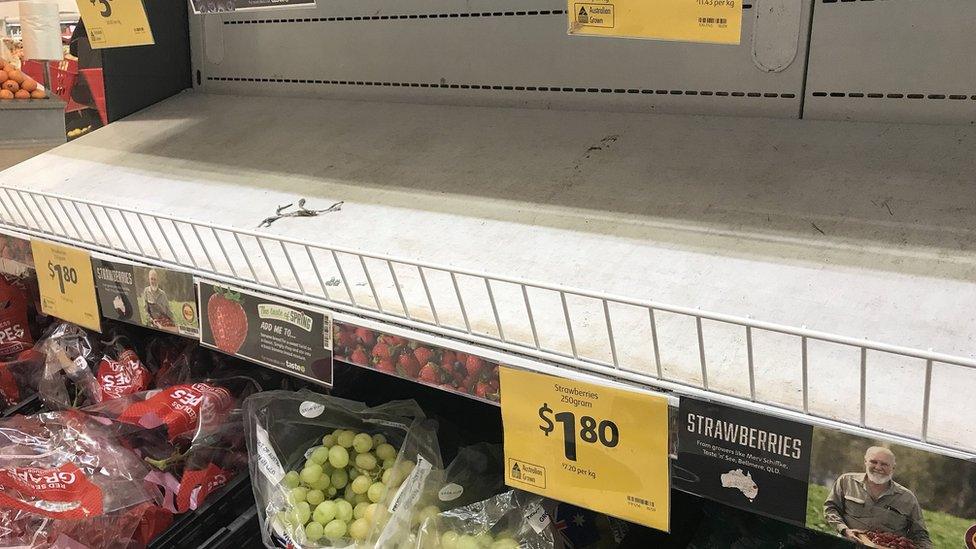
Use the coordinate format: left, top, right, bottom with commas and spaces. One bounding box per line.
371, 342, 393, 361
440, 350, 457, 368
376, 357, 395, 373
464, 356, 486, 380
207, 287, 247, 355
418, 363, 440, 384
355, 327, 376, 347
387, 335, 407, 346
414, 347, 433, 366
397, 354, 421, 378
349, 347, 369, 365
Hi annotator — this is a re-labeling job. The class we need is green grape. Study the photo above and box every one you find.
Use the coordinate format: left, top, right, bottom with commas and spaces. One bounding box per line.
295, 501, 312, 525
354, 492, 370, 505
343, 486, 357, 503
305, 521, 324, 542
283, 471, 301, 489
416, 505, 440, 526
382, 458, 396, 470
375, 443, 397, 462
353, 501, 369, 519
364, 503, 378, 523
349, 517, 370, 541
398, 460, 416, 475
372, 433, 386, 447
309, 446, 330, 465
381, 468, 393, 485
490, 539, 519, 549
367, 482, 387, 503
312, 500, 337, 525
350, 474, 371, 495
441, 531, 460, 549
323, 519, 347, 542
300, 464, 323, 485
328, 446, 350, 468
332, 428, 344, 438
308, 474, 331, 491
352, 433, 374, 453
457, 535, 480, 549
337, 430, 356, 448
276, 510, 293, 528
355, 452, 378, 471
327, 486, 337, 497
336, 499, 354, 522
321, 434, 337, 448
330, 468, 349, 489
474, 532, 493, 547
288, 487, 308, 505
306, 489, 325, 506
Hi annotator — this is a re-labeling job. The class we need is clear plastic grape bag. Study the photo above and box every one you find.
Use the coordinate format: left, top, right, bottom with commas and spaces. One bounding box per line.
243, 390, 442, 548
414, 490, 554, 549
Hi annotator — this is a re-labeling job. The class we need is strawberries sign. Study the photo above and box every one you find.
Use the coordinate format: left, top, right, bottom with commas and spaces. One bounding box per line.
198, 281, 333, 386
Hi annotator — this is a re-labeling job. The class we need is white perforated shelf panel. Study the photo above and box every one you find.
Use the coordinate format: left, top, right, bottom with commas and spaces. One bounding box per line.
190, 0, 812, 118
805, 0, 976, 124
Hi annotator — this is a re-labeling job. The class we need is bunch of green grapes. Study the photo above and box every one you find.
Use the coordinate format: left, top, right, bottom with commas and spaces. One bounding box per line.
435, 530, 521, 549
275, 429, 416, 545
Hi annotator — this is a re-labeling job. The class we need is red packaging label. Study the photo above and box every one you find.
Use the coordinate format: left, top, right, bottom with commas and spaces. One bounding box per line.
176, 463, 230, 512
117, 383, 232, 441
0, 276, 32, 358
0, 362, 20, 407
0, 463, 103, 519
96, 349, 151, 402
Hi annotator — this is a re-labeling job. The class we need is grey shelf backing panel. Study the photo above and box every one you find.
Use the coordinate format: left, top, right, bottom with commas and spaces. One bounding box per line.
190, 0, 811, 118
805, 0, 976, 124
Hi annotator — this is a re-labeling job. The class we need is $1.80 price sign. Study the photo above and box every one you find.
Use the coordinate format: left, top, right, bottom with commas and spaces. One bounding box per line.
500, 367, 670, 531
30, 240, 101, 331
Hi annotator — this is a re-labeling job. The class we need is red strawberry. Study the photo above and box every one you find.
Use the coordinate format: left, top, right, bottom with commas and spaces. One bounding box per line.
375, 357, 395, 373
414, 347, 433, 366
475, 381, 491, 399
397, 354, 421, 378
462, 376, 478, 393
336, 330, 355, 349
371, 342, 393, 361
464, 356, 486, 379
455, 352, 469, 365
440, 350, 457, 368
355, 327, 376, 346
487, 378, 500, 392
418, 363, 440, 384
387, 335, 407, 346
207, 288, 247, 354
349, 347, 369, 365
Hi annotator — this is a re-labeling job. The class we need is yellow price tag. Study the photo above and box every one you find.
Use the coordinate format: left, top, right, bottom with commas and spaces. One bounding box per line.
78, 0, 155, 49
500, 367, 670, 531
568, 0, 742, 44
31, 240, 101, 332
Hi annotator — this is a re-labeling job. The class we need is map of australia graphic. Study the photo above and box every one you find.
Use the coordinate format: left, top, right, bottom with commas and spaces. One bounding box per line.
721, 469, 759, 501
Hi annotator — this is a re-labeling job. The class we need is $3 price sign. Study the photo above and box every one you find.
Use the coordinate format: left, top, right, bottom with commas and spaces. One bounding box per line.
538, 404, 619, 461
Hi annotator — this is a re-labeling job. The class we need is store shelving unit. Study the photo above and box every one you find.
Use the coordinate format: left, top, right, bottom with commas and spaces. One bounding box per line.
0, 88, 974, 462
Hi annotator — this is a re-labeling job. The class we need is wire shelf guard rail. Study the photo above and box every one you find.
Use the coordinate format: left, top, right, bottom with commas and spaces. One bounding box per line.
1, 185, 974, 458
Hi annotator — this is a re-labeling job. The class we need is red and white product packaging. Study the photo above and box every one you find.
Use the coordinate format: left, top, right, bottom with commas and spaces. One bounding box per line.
0, 411, 160, 548
96, 348, 151, 402
116, 382, 235, 442
0, 274, 33, 359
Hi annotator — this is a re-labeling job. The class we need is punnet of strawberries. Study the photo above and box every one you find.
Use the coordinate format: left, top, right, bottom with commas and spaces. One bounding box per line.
862, 531, 916, 548
333, 324, 501, 402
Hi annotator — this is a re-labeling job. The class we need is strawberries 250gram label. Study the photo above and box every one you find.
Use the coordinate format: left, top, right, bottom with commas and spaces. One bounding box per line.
198, 281, 333, 386
0, 463, 104, 519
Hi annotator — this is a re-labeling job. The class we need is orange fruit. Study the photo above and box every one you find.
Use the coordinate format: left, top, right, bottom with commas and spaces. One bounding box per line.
30, 89, 46, 99
1, 80, 18, 93
7, 70, 24, 84
13, 89, 29, 99
0, 89, 12, 100
0, 71, 7, 83
21, 78, 37, 92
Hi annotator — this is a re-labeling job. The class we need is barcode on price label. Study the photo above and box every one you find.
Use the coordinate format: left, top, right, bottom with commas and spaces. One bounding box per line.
698, 17, 727, 24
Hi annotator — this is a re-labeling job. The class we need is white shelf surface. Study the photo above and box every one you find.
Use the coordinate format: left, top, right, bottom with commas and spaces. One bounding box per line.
1, 91, 974, 455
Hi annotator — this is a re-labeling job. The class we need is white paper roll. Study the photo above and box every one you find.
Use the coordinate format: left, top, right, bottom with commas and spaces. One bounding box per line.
19, 0, 63, 61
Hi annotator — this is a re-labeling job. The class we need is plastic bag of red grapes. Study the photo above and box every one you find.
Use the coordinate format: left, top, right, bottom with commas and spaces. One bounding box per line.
0, 409, 163, 548
243, 390, 442, 548
83, 376, 260, 514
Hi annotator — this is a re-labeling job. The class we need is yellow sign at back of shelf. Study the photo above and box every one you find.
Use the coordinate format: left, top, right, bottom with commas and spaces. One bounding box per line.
31, 239, 101, 332
568, 0, 742, 44
500, 366, 671, 531
77, 0, 155, 49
